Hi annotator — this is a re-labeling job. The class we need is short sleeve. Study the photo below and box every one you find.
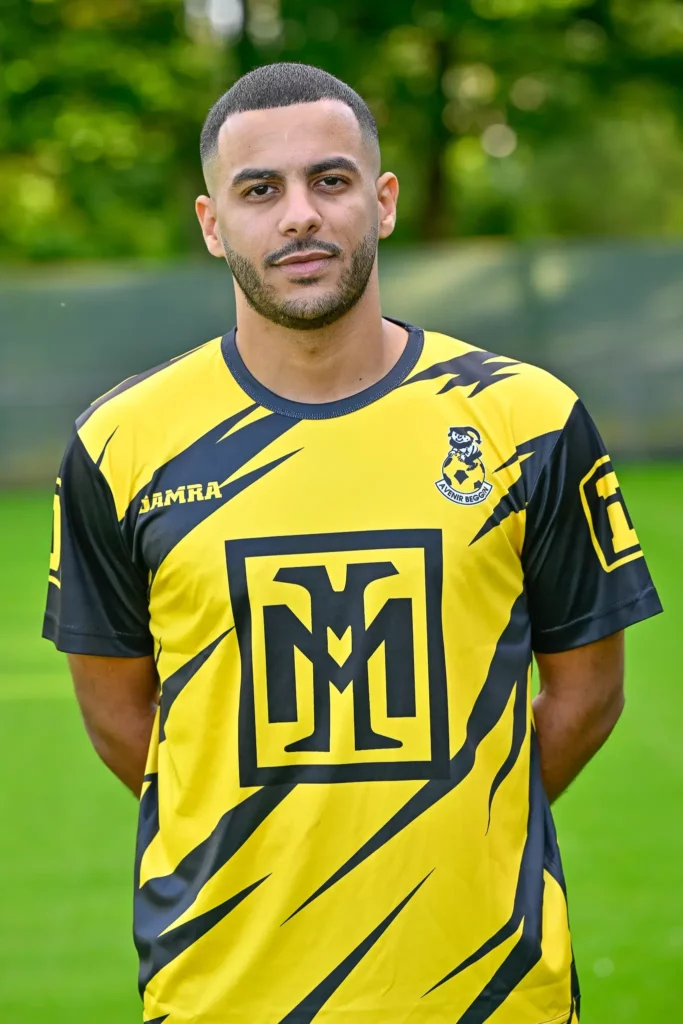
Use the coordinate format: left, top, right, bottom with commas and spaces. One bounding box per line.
42, 430, 153, 657
523, 400, 662, 653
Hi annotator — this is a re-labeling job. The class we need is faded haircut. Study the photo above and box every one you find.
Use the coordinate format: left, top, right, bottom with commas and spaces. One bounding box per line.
200, 62, 379, 169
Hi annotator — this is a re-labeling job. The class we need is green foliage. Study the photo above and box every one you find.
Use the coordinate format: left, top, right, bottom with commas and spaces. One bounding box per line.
0, 0, 228, 259
3, 0, 683, 259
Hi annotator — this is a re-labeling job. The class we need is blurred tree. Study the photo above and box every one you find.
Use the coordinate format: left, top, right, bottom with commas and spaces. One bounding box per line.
2, 0, 683, 259
0, 0, 230, 259
264, 0, 683, 241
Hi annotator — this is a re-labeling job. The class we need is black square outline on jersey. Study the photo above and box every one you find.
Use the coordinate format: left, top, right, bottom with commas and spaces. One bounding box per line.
226, 529, 449, 786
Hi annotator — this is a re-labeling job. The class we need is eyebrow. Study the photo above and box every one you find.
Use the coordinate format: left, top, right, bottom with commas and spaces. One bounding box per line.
230, 156, 360, 188
307, 157, 360, 177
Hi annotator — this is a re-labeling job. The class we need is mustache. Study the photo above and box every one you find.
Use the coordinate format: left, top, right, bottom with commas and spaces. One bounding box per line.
263, 237, 342, 268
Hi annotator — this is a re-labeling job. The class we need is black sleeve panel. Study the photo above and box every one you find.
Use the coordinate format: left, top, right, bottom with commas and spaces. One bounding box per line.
523, 400, 662, 653
42, 431, 153, 657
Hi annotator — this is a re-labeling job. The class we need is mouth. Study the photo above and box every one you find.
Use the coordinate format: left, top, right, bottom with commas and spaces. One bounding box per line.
272, 251, 336, 277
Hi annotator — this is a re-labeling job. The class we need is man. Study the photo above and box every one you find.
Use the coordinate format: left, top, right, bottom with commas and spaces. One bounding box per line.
44, 63, 661, 1023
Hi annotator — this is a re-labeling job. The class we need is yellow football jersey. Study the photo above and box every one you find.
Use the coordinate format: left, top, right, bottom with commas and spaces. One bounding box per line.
44, 321, 661, 1024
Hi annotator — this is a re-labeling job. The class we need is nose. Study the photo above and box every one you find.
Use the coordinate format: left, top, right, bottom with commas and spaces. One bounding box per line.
277, 182, 323, 238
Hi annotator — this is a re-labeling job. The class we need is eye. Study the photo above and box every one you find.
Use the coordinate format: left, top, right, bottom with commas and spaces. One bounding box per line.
246, 183, 276, 198
318, 175, 346, 189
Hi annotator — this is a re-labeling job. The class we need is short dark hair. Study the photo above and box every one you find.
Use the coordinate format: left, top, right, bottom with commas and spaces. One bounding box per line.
200, 62, 378, 167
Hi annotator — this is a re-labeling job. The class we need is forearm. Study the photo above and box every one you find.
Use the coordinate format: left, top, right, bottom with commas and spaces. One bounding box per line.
81, 703, 157, 796
532, 686, 624, 802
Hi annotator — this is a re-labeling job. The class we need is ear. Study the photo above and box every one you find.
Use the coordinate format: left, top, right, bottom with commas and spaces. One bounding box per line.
195, 195, 225, 259
376, 172, 399, 240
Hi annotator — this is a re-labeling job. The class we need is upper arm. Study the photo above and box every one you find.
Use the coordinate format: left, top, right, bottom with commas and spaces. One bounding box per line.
522, 400, 662, 655
535, 630, 625, 708
68, 653, 159, 719
43, 429, 153, 657
67, 653, 159, 795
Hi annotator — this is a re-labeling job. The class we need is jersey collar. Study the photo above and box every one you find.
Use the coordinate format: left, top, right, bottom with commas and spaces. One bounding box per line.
221, 318, 423, 420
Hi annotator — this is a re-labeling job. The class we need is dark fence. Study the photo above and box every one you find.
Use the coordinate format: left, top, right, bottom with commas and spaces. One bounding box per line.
1, 241, 682, 485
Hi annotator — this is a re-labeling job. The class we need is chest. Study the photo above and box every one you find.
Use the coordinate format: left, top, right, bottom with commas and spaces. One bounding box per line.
136, 403, 525, 648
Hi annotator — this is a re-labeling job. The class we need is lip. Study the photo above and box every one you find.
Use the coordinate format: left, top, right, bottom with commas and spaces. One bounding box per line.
273, 252, 335, 276
275, 250, 334, 266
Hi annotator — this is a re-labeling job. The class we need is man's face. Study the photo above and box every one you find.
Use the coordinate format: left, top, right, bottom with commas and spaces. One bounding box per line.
196, 100, 397, 331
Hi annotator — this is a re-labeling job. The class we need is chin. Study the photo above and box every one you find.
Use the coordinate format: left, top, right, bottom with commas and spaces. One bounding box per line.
281, 283, 339, 307
284, 278, 324, 289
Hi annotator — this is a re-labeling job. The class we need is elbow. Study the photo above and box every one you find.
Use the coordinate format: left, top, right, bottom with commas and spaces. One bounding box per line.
82, 719, 117, 766
79, 706, 133, 768
595, 685, 625, 743
609, 685, 625, 727
613, 686, 625, 719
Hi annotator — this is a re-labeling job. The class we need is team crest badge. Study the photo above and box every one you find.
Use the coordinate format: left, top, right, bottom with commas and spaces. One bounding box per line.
436, 426, 493, 506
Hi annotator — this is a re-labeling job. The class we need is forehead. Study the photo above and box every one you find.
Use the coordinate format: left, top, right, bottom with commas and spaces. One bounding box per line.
216, 99, 370, 176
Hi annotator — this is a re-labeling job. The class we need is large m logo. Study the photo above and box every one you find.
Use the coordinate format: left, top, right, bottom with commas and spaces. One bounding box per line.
226, 530, 449, 786
264, 562, 416, 753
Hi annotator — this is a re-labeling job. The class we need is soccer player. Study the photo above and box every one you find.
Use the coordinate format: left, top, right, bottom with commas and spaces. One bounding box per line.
44, 63, 661, 1023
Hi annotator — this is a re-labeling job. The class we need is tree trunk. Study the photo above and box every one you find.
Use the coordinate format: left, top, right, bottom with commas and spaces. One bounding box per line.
421, 36, 454, 241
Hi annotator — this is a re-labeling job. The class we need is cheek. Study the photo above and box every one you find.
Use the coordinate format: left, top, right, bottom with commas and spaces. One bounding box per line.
328, 196, 376, 247
217, 205, 267, 252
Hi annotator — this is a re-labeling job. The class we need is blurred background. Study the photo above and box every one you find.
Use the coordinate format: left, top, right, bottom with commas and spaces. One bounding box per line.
0, 0, 681, 1020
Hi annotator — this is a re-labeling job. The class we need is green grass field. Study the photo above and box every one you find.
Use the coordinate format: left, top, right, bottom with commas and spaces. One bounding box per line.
1, 469, 681, 1021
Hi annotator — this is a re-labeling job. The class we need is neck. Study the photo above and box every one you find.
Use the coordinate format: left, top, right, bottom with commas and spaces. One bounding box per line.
232, 270, 409, 405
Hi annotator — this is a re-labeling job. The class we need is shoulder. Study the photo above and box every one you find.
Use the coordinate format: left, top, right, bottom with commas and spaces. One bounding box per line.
70, 334, 248, 519
76, 337, 223, 443
409, 328, 579, 435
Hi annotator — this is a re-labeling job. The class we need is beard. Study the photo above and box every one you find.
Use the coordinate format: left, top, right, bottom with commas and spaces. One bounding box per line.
221, 224, 379, 331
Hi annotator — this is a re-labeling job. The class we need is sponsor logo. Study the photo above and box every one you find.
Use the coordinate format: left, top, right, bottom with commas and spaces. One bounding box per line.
139, 480, 223, 514
436, 426, 492, 506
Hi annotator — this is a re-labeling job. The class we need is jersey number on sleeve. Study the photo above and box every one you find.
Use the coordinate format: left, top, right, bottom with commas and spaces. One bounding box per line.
49, 481, 62, 587
580, 457, 642, 572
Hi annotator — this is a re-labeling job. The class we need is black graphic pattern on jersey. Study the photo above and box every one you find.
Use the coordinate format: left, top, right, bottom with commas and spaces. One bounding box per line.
402, 349, 519, 396
135, 784, 295, 954
135, 772, 160, 889
486, 676, 527, 832
279, 873, 432, 1023
570, 959, 581, 1019
122, 405, 302, 572
469, 430, 562, 546
284, 596, 529, 922
135, 633, 235, 886
158, 629, 232, 741
423, 744, 548, 1020
95, 426, 117, 468
144, 1016, 169, 1024
138, 875, 268, 993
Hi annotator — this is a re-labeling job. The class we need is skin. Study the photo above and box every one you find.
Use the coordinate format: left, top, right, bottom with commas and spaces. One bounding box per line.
68, 653, 158, 795
534, 631, 625, 803
67, 98, 625, 799
195, 99, 407, 403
